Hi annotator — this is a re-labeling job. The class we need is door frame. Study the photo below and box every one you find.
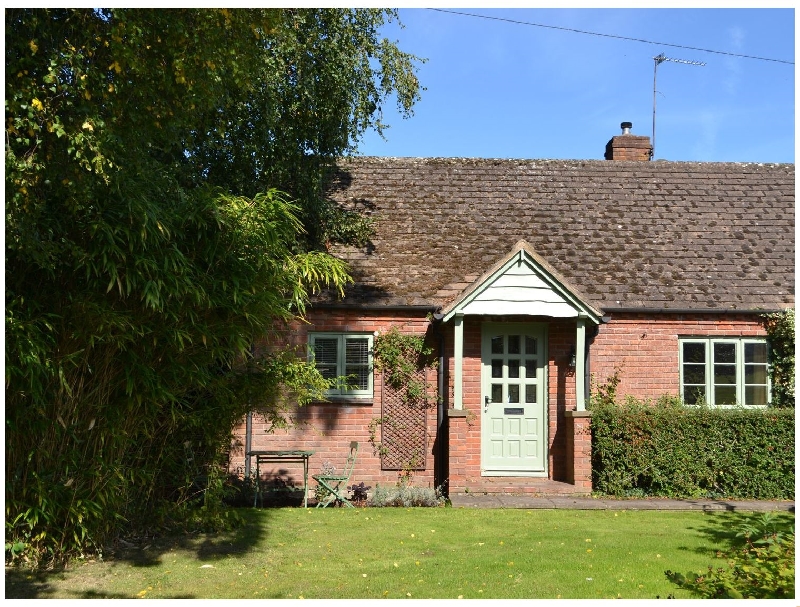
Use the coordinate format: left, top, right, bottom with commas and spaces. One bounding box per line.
480, 321, 549, 477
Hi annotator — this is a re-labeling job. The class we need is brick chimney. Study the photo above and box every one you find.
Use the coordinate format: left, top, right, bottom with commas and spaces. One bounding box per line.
604, 121, 652, 161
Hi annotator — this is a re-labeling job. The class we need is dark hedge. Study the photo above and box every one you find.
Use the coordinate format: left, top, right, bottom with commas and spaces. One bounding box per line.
590, 398, 794, 499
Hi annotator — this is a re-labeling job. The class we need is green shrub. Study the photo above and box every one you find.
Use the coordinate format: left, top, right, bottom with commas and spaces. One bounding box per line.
368, 484, 446, 507
666, 513, 795, 599
590, 395, 794, 499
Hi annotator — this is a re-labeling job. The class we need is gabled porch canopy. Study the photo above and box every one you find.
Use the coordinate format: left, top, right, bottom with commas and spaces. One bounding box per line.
440, 240, 602, 411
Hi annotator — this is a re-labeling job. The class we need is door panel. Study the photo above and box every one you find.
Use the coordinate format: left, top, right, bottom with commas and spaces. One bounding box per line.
481, 324, 547, 474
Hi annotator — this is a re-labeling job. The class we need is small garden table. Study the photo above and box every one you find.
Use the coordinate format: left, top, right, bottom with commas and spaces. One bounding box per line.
248, 450, 314, 508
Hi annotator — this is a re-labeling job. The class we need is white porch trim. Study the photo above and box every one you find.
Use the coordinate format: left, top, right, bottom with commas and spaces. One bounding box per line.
576, 316, 587, 411
454, 313, 464, 410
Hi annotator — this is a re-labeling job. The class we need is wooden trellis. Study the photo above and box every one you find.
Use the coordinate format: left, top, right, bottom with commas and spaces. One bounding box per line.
379, 368, 433, 470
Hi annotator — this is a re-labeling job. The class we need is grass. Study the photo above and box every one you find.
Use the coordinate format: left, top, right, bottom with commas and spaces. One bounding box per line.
6, 507, 794, 599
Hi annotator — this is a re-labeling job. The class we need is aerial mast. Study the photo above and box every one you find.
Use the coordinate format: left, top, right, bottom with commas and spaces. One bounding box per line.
652, 53, 705, 159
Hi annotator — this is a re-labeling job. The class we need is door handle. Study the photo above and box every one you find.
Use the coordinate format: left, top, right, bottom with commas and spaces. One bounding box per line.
484, 395, 490, 412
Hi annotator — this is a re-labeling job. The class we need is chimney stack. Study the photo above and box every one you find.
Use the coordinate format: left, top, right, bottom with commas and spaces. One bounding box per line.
604, 121, 652, 161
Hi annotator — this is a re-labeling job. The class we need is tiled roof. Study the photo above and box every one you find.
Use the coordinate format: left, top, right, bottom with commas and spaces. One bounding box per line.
320, 157, 794, 313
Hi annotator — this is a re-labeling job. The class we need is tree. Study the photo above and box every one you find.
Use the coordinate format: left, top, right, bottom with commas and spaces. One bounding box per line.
5, 8, 422, 564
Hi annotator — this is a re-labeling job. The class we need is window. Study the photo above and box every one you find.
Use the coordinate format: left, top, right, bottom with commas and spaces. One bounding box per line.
309, 333, 373, 398
679, 338, 769, 406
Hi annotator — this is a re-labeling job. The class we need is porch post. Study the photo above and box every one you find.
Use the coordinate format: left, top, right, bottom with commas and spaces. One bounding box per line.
575, 316, 586, 411
454, 313, 464, 410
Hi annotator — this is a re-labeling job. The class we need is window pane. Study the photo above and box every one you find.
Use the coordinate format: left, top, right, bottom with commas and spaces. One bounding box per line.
491, 384, 502, 403
525, 336, 537, 355
508, 335, 520, 354
525, 359, 537, 379
714, 364, 736, 385
345, 338, 369, 365
683, 342, 706, 364
313, 338, 338, 364
745, 343, 767, 364
745, 385, 768, 406
491, 359, 503, 378
714, 342, 736, 364
684, 385, 705, 405
508, 384, 520, 403
491, 336, 504, 354
714, 385, 737, 405
508, 359, 520, 378
345, 365, 369, 390
525, 384, 537, 403
683, 365, 705, 385
313, 338, 338, 380
745, 365, 768, 384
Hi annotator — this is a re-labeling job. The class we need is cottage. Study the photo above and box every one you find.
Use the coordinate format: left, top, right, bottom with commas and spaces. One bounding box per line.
231, 124, 794, 499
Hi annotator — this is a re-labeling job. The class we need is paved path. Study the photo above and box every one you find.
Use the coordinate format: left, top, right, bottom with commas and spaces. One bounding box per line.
449, 494, 795, 512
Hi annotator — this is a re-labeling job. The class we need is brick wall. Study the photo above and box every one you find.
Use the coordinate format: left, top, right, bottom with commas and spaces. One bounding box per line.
590, 312, 768, 400
229, 310, 439, 491
229, 310, 769, 497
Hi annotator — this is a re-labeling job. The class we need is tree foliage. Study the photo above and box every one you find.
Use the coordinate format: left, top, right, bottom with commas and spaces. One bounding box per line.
761, 309, 795, 408
6, 8, 422, 564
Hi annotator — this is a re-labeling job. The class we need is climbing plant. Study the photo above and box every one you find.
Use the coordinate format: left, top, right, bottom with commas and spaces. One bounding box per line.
373, 326, 437, 407
369, 326, 437, 472
762, 309, 795, 408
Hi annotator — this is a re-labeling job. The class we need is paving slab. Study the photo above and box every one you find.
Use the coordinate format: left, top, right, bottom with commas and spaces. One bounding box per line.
448, 493, 795, 512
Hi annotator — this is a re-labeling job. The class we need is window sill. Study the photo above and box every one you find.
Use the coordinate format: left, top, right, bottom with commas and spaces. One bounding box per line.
310, 397, 374, 406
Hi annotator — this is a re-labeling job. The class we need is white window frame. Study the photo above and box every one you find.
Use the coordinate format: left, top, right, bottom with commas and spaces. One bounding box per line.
308, 333, 374, 399
679, 337, 770, 407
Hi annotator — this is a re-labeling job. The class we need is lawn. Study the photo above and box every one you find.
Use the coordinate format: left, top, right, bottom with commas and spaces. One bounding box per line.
6, 507, 793, 599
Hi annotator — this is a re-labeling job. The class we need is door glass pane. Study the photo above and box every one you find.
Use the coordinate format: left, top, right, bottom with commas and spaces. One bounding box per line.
745, 385, 767, 406
491, 384, 502, 403
525, 384, 537, 403
683, 342, 706, 364
507, 384, 520, 403
745, 343, 767, 364
524, 359, 537, 379
714, 385, 737, 405
491, 336, 504, 354
684, 385, 705, 405
525, 336, 537, 355
508, 335, 520, 354
491, 359, 503, 378
714, 342, 736, 364
508, 359, 520, 378
683, 365, 705, 385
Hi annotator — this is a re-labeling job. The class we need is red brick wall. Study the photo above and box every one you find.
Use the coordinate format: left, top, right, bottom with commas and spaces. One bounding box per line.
229, 310, 768, 497
229, 310, 439, 491
590, 313, 768, 400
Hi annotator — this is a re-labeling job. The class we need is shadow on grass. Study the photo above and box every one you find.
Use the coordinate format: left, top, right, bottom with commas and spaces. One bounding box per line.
676, 510, 795, 557
4, 503, 286, 598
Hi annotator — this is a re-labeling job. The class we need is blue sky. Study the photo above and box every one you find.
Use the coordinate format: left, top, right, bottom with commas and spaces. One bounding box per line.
357, 7, 794, 163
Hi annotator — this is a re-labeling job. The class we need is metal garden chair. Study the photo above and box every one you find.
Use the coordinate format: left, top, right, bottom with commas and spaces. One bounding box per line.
312, 441, 359, 508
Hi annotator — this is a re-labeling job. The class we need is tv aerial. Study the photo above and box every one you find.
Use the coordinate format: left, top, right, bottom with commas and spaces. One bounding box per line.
651, 53, 705, 159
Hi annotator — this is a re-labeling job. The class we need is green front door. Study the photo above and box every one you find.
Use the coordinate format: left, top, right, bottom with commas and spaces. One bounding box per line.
481, 323, 547, 475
